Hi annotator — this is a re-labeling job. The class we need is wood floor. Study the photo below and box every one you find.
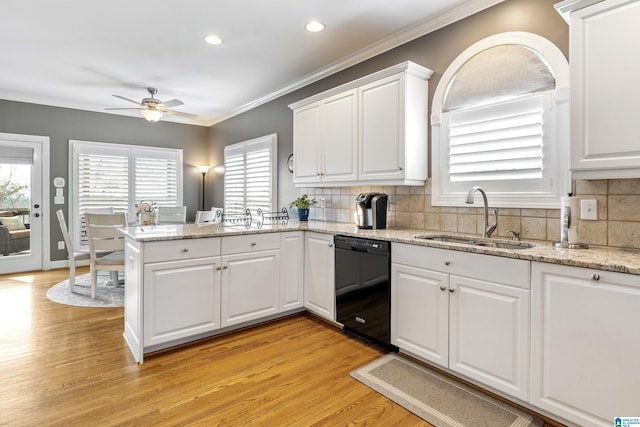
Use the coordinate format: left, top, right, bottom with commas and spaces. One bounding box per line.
0, 268, 559, 426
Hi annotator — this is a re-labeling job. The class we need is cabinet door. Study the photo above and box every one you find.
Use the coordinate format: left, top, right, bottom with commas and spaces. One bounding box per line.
570, 0, 640, 176
304, 232, 335, 321
391, 262, 449, 367
143, 257, 221, 347
293, 102, 322, 183
449, 275, 530, 401
322, 89, 358, 182
531, 262, 640, 427
279, 231, 304, 311
221, 250, 280, 327
359, 73, 404, 181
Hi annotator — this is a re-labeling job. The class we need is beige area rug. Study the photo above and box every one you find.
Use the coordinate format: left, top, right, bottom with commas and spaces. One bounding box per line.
350, 353, 543, 427
46, 272, 124, 308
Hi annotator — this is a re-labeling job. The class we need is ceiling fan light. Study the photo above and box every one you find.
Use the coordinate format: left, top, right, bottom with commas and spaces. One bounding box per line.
141, 109, 163, 122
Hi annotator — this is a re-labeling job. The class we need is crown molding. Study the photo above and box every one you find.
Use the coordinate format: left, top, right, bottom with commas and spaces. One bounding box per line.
208, 0, 506, 126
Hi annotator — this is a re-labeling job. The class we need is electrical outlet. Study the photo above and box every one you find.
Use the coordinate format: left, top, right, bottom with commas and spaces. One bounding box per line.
581, 199, 598, 220
58, 241, 65, 250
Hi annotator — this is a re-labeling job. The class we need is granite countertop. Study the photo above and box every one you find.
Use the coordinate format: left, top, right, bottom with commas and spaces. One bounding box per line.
120, 220, 640, 275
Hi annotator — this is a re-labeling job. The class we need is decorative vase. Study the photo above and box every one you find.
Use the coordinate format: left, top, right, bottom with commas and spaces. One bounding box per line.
298, 208, 310, 221
139, 211, 156, 226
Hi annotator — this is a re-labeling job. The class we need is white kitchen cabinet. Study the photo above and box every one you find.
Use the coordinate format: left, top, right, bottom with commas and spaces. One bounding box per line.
448, 274, 530, 401
531, 261, 640, 427
359, 71, 427, 184
391, 262, 449, 365
289, 61, 432, 187
557, 0, 640, 178
220, 234, 280, 327
143, 256, 221, 347
279, 231, 304, 311
304, 232, 335, 321
391, 243, 530, 401
292, 89, 357, 184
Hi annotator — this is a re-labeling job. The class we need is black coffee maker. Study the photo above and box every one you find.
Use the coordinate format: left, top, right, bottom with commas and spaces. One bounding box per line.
355, 192, 388, 229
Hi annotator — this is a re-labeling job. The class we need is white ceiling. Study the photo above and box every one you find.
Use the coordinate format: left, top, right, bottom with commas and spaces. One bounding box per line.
1, 0, 502, 127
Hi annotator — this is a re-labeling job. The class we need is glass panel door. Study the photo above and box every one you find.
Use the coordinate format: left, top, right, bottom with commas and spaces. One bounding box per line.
0, 136, 43, 273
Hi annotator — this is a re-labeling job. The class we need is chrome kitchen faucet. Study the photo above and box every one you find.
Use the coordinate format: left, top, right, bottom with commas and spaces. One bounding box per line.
465, 186, 497, 238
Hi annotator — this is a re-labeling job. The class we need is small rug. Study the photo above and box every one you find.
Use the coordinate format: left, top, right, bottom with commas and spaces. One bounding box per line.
350, 353, 542, 427
46, 272, 124, 308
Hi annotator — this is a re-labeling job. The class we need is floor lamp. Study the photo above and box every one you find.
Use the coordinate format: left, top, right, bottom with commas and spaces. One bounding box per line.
199, 166, 210, 210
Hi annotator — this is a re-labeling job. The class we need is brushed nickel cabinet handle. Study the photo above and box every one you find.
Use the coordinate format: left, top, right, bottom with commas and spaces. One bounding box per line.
591, 273, 600, 281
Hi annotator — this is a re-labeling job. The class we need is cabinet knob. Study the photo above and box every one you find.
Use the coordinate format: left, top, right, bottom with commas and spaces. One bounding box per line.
591, 273, 600, 281
328, 243, 334, 248
440, 286, 446, 292
449, 288, 455, 293
445, 260, 451, 266
223, 265, 229, 269
250, 242, 257, 247
182, 248, 189, 253
216, 266, 222, 271
398, 166, 403, 171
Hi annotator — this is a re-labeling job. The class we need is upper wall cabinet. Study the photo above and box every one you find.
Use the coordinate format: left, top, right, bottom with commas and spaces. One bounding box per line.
289, 61, 433, 187
557, 0, 640, 179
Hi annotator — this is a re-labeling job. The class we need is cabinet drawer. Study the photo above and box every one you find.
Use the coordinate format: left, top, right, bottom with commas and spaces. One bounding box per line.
392, 243, 530, 289
222, 233, 280, 255
144, 238, 221, 263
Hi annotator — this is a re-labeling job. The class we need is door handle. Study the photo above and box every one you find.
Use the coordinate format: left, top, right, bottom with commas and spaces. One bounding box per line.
34, 204, 40, 208
34, 213, 40, 218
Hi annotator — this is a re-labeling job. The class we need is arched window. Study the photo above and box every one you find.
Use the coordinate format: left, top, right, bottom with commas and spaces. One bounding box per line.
431, 32, 569, 208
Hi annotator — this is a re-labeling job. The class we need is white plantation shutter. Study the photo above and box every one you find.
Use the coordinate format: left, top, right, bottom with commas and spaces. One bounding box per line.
224, 146, 246, 215
134, 151, 179, 207
77, 151, 129, 245
224, 134, 277, 216
70, 140, 182, 248
448, 95, 544, 182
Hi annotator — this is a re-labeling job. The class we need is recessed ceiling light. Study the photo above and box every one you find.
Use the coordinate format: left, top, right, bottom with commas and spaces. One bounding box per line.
305, 20, 326, 33
203, 34, 223, 46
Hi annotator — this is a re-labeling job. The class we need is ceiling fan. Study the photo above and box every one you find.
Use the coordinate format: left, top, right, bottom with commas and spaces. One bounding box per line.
105, 87, 197, 122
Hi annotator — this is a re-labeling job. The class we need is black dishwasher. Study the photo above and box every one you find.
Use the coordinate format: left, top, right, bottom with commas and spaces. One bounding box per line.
335, 235, 391, 346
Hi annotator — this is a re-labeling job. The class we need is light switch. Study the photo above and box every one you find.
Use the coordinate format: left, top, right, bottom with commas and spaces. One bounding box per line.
581, 199, 598, 220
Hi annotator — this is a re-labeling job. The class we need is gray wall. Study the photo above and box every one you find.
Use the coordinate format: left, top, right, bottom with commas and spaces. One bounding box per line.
0, 99, 209, 262
208, 0, 569, 209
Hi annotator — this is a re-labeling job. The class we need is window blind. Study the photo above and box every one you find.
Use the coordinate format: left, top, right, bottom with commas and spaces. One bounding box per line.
134, 156, 179, 207
448, 94, 544, 183
223, 134, 277, 215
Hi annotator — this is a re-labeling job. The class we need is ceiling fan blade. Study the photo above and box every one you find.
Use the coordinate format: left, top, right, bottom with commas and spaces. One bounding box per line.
165, 110, 198, 118
113, 95, 142, 106
105, 107, 143, 111
161, 99, 183, 108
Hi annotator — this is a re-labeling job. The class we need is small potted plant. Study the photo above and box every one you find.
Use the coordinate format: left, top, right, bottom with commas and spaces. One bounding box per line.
289, 194, 317, 221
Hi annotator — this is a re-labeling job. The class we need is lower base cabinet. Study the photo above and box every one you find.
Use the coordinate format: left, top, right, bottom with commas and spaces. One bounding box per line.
531, 262, 640, 427
391, 243, 530, 401
220, 250, 280, 327
144, 257, 222, 347
303, 232, 335, 321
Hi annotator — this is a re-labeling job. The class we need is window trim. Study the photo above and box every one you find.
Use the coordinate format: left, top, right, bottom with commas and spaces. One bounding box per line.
431, 32, 570, 208
69, 140, 183, 248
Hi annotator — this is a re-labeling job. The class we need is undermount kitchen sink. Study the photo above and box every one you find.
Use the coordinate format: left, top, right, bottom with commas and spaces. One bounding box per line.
415, 234, 535, 250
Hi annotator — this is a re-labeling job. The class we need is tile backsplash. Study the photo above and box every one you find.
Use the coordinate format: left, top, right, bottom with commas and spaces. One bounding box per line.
297, 178, 640, 250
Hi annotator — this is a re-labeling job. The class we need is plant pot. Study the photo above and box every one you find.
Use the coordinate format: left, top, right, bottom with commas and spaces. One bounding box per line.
298, 208, 310, 221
